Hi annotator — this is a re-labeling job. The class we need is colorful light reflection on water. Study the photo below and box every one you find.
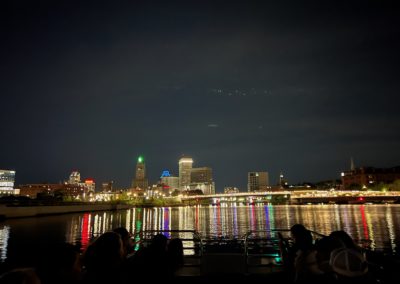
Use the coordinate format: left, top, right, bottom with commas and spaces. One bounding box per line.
1, 204, 400, 263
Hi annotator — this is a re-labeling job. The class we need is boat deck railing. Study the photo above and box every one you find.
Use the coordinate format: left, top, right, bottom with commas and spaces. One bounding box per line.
132, 229, 307, 276
129, 229, 397, 281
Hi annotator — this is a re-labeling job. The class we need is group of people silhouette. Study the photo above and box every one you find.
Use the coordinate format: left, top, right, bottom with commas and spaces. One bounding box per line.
0, 227, 184, 284
282, 224, 371, 283
0, 224, 374, 283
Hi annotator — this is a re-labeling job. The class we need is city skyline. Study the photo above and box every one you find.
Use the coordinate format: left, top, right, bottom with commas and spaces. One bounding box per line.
1, 0, 399, 192
4, 155, 394, 193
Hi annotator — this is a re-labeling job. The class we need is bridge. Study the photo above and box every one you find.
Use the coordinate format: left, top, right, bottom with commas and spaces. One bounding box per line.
180, 190, 400, 205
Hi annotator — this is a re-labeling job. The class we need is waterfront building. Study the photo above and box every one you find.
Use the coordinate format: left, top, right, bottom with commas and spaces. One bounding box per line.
66, 171, 94, 199
131, 155, 149, 190
189, 182, 215, 195
0, 170, 15, 195
247, 171, 269, 192
101, 181, 114, 192
160, 170, 179, 192
18, 183, 85, 199
341, 166, 400, 190
84, 179, 95, 194
179, 156, 193, 190
224, 187, 240, 194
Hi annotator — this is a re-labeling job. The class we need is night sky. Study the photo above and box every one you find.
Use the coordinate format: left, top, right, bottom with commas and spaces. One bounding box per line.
1, 0, 399, 192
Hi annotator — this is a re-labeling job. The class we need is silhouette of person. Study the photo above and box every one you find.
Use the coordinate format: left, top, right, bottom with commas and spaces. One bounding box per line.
167, 238, 184, 276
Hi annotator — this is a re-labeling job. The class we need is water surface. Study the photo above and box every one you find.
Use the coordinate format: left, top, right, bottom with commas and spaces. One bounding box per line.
1, 204, 399, 270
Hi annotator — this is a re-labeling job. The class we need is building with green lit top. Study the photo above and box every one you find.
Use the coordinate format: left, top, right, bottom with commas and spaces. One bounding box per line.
131, 155, 148, 190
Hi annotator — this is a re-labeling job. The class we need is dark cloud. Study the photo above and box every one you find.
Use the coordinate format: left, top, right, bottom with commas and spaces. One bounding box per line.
1, 0, 399, 191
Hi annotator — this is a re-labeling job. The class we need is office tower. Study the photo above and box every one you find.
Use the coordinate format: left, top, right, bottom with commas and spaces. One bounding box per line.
69, 171, 81, 184
0, 169, 15, 195
132, 155, 149, 189
247, 171, 269, 192
191, 167, 215, 195
179, 156, 193, 190
191, 167, 213, 183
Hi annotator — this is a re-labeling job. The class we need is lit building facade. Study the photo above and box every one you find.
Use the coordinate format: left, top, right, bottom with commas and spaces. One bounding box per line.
66, 171, 95, 199
69, 171, 81, 184
247, 171, 269, 192
190, 167, 215, 194
341, 166, 400, 190
132, 156, 149, 190
191, 167, 212, 183
224, 187, 240, 194
84, 179, 95, 194
179, 156, 193, 190
0, 170, 15, 195
19, 183, 85, 199
101, 181, 114, 192
189, 182, 215, 195
160, 170, 179, 191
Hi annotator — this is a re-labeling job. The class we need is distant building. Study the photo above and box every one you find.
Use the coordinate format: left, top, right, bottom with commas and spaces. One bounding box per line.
179, 156, 193, 190
66, 171, 94, 198
278, 171, 288, 188
247, 171, 269, 192
132, 156, 149, 190
189, 182, 215, 195
0, 170, 15, 195
341, 166, 400, 190
190, 167, 215, 194
224, 187, 239, 194
191, 167, 212, 183
19, 183, 85, 199
84, 179, 96, 194
101, 181, 114, 192
69, 171, 81, 184
160, 170, 179, 192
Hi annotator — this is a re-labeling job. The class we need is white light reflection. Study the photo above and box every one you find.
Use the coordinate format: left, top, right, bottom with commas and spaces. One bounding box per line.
126, 209, 131, 233
365, 207, 375, 250
0, 226, 10, 262
93, 214, 99, 236
334, 205, 342, 231
385, 206, 396, 253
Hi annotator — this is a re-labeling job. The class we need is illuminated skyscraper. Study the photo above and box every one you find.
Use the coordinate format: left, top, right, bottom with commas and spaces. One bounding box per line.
190, 167, 215, 194
247, 171, 269, 192
0, 170, 15, 195
179, 156, 193, 190
132, 156, 148, 189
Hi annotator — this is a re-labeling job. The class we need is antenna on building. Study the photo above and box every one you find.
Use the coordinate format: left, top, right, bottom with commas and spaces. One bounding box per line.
350, 157, 355, 171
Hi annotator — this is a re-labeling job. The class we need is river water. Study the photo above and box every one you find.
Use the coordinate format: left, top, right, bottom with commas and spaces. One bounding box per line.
1, 204, 399, 270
